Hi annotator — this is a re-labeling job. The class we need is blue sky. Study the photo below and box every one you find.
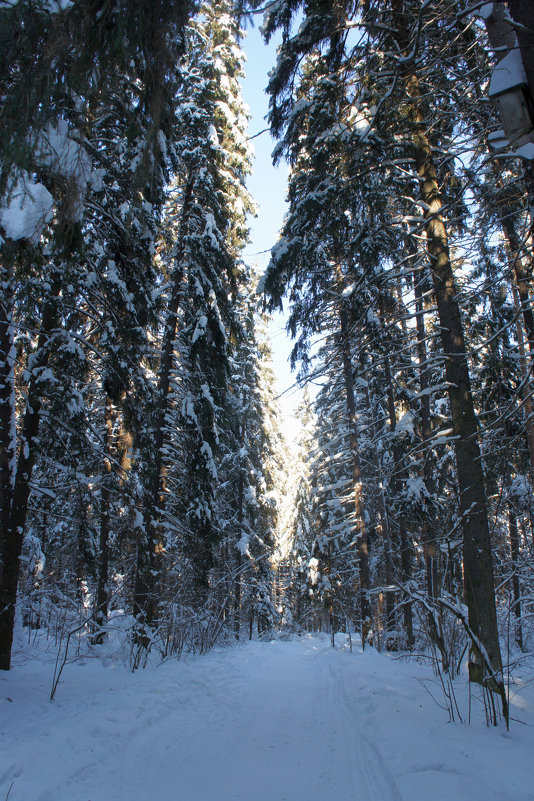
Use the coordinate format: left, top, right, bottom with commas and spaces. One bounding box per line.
240, 24, 286, 266
240, 21, 302, 438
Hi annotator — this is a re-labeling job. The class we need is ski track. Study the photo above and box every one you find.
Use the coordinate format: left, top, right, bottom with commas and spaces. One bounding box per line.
3, 638, 397, 801
328, 662, 403, 801
2, 634, 534, 801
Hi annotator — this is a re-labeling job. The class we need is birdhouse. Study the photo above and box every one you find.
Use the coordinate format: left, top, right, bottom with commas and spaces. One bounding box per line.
489, 49, 534, 150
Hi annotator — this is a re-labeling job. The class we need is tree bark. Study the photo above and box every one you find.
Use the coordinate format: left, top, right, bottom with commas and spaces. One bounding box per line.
507, 0, 534, 103
361, 366, 396, 641
491, 160, 534, 482
93, 395, 113, 644
0, 277, 59, 669
511, 284, 534, 472
133, 175, 194, 629
338, 299, 371, 645
414, 272, 440, 599
383, 346, 414, 647
234, 443, 245, 641
416, 137, 503, 693
491, 158, 534, 354
391, 0, 505, 707
0, 263, 16, 593
507, 502, 523, 651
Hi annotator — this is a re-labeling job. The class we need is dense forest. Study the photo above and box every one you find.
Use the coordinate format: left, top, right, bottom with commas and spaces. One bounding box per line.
1, 0, 533, 729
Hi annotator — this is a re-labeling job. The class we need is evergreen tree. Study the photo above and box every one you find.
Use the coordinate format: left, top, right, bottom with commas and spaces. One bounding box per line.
256, 0, 511, 712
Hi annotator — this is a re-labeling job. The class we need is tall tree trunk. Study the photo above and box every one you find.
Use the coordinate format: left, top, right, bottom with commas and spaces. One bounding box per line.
0, 277, 59, 670
234, 462, 244, 641
93, 395, 113, 644
507, 502, 523, 651
414, 272, 440, 599
417, 133, 503, 695
491, 161, 534, 483
383, 345, 414, 647
511, 285, 534, 476
392, 0, 505, 710
360, 367, 396, 642
0, 263, 16, 592
338, 299, 371, 645
491, 158, 534, 355
505, 1, 534, 106
133, 175, 194, 629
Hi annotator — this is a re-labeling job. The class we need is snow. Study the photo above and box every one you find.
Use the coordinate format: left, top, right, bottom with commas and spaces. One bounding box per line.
487, 129, 509, 150
307, 556, 320, 585
489, 50, 528, 97
39, 121, 91, 185
208, 124, 220, 148
515, 143, 534, 161
1, 634, 533, 801
200, 383, 214, 406
1, 120, 97, 242
191, 314, 208, 344
403, 476, 425, 501
203, 212, 221, 249
396, 410, 414, 435
478, 3, 494, 20
132, 509, 144, 529
2, 0, 73, 6
270, 235, 290, 264
0, 176, 54, 243
346, 104, 373, 139
236, 533, 250, 555
182, 394, 198, 424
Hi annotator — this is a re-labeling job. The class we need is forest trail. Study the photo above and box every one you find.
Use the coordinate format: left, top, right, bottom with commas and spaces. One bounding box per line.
1, 634, 532, 801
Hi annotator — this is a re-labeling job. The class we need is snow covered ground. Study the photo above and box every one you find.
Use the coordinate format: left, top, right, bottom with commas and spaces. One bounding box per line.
1, 633, 533, 801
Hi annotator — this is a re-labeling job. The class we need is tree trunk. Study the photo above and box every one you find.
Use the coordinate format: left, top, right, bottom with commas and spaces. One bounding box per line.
392, 0, 505, 708
0, 263, 16, 591
491, 161, 534, 481
338, 299, 371, 645
133, 175, 194, 629
511, 285, 534, 475
383, 346, 414, 647
414, 272, 440, 599
507, 503, 523, 651
491, 158, 534, 354
234, 467, 244, 641
417, 138, 503, 694
93, 395, 113, 644
0, 278, 59, 670
506, 0, 534, 104
361, 366, 396, 642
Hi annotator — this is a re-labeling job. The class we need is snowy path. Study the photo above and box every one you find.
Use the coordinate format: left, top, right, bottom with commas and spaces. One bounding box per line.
1, 634, 533, 801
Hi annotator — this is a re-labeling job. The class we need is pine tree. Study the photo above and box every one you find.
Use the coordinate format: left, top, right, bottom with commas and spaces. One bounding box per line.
131, 0, 256, 640
257, 0, 509, 711
0, 0, 197, 668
